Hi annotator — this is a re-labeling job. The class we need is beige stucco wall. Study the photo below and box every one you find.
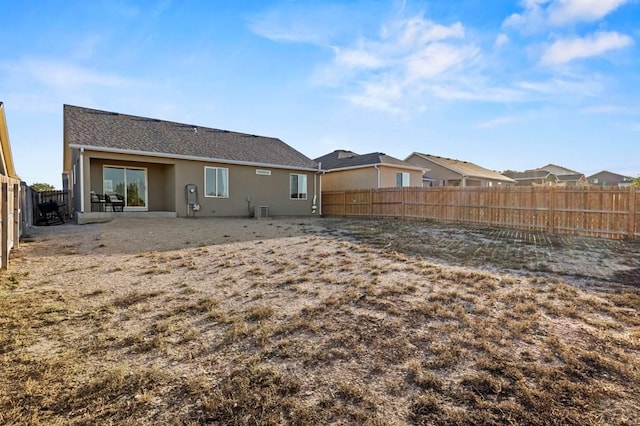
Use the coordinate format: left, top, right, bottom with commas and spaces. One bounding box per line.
78, 149, 318, 217
378, 166, 424, 188
406, 156, 462, 186
321, 166, 423, 191
321, 168, 378, 191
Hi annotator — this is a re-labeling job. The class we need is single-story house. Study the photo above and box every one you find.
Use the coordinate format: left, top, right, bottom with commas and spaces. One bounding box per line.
502, 169, 558, 186
536, 164, 587, 186
314, 150, 427, 191
587, 170, 634, 187
404, 152, 515, 187
63, 105, 321, 222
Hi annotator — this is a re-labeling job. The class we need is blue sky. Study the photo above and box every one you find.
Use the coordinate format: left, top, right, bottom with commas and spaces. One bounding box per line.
1, 0, 639, 187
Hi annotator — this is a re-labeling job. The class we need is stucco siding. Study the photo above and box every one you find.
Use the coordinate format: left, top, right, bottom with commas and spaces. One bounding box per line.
321, 168, 378, 191
78, 148, 317, 217
378, 166, 424, 188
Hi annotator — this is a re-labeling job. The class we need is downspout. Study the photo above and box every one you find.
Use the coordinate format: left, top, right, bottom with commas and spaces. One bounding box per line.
79, 148, 85, 213
374, 164, 380, 188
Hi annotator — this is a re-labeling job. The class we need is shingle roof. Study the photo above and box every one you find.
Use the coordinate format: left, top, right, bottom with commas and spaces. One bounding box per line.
556, 173, 585, 182
409, 153, 515, 183
314, 150, 423, 171
537, 163, 581, 176
64, 105, 318, 170
503, 170, 553, 180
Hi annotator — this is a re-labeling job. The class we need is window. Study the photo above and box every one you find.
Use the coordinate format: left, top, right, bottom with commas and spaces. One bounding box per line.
205, 167, 229, 197
396, 172, 410, 187
290, 174, 307, 199
103, 166, 147, 210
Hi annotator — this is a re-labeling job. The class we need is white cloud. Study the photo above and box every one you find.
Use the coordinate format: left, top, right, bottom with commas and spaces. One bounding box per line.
547, 0, 630, 25
314, 15, 481, 112
1, 58, 131, 90
384, 16, 465, 47
516, 76, 603, 98
406, 43, 475, 80
494, 33, 510, 48
504, 0, 631, 32
541, 31, 633, 64
333, 45, 384, 69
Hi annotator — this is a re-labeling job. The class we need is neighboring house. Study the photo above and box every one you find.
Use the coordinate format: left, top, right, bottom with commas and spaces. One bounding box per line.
0, 102, 18, 179
314, 150, 427, 191
63, 105, 320, 222
404, 153, 515, 187
587, 170, 634, 187
536, 163, 587, 186
0, 102, 21, 269
536, 163, 579, 176
502, 170, 558, 186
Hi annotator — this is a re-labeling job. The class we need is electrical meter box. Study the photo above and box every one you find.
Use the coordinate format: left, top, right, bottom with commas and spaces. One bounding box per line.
185, 184, 197, 205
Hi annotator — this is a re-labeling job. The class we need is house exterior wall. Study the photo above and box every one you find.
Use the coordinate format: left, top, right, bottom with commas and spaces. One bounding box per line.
76, 148, 318, 217
406, 156, 462, 187
321, 166, 424, 191
378, 166, 424, 188
589, 172, 631, 186
406, 154, 509, 187
321, 168, 378, 191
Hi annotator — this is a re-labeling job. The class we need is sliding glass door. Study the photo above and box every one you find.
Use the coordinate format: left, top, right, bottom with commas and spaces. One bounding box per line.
103, 166, 148, 211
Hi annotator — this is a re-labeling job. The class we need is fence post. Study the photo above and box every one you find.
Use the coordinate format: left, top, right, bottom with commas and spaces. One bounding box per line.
548, 186, 556, 234
628, 186, 636, 239
401, 187, 405, 220
13, 183, 20, 248
369, 189, 373, 218
2, 182, 8, 270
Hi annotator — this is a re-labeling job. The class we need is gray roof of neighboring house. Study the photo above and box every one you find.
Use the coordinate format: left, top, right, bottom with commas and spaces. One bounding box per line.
64, 105, 318, 170
314, 150, 424, 171
556, 173, 586, 182
537, 163, 581, 176
407, 153, 515, 183
503, 170, 554, 180
587, 170, 633, 181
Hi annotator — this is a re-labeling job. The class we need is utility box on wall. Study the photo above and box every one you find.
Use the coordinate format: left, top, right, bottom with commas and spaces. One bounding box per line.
185, 184, 197, 205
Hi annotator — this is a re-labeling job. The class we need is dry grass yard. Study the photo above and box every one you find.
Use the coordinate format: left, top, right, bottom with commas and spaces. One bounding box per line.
1, 217, 639, 425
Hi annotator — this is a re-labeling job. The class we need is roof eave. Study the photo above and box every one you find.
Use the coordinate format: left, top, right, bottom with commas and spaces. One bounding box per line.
68, 144, 319, 172
324, 163, 427, 173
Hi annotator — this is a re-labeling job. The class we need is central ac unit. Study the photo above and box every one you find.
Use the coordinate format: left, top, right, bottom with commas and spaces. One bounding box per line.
255, 205, 269, 219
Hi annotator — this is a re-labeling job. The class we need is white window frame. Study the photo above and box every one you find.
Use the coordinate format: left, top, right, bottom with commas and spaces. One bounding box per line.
396, 172, 410, 187
204, 166, 229, 198
290, 173, 308, 200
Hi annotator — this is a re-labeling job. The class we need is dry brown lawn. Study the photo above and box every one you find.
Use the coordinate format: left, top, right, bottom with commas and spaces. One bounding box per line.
1, 217, 639, 425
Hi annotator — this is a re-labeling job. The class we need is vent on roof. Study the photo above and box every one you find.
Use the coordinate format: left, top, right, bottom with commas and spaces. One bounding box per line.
254, 205, 269, 219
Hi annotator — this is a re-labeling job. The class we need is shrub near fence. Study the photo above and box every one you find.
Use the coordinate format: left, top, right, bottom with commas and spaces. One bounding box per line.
321, 186, 640, 240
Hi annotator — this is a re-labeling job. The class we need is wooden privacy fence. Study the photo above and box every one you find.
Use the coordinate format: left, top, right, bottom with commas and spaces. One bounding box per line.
322, 186, 640, 240
0, 175, 22, 269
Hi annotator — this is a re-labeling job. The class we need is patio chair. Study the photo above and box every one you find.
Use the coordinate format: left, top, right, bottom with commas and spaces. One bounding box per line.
36, 201, 64, 225
90, 191, 106, 212
105, 193, 125, 212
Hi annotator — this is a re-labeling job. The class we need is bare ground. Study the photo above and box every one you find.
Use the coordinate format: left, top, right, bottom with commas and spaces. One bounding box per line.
1, 217, 639, 425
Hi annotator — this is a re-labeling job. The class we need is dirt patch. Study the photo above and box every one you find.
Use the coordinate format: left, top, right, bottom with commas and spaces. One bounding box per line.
318, 218, 640, 287
2, 217, 639, 425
